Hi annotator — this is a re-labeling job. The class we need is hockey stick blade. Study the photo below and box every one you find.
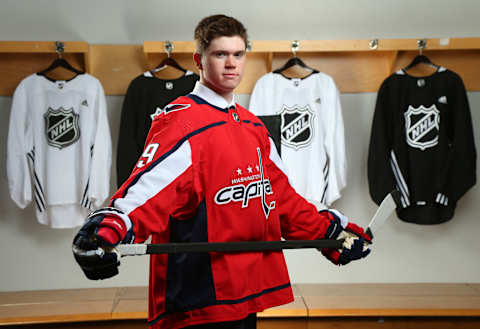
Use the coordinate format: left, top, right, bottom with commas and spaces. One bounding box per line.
365, 190, 401, 239
116, 239, 343, 256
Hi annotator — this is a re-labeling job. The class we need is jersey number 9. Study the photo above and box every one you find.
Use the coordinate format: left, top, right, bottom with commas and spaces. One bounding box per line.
137, 143, 159, 168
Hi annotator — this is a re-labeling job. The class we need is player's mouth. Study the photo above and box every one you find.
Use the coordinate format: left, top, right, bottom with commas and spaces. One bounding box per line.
223, 73, 238, 79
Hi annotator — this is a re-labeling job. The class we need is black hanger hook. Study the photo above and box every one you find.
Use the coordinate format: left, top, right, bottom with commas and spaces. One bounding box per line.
417, 39, 427, 56
164, 41, 173, 58
55, 41, 65, 59
291, 40, 299, 58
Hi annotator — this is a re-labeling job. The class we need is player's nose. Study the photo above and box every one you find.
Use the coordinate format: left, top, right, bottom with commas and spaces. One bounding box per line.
225, 55, 237, 67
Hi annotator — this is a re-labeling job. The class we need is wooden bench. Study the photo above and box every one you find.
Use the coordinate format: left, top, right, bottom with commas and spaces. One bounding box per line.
1, 284, 479, 328
298, 283, 480, 329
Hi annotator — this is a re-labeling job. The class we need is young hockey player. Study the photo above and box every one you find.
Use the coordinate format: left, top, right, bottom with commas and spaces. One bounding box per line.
73, 14, 372, 329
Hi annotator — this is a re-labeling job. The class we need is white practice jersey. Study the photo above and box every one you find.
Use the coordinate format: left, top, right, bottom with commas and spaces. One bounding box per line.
7, 73, 112, 228
249, 72, 346, 208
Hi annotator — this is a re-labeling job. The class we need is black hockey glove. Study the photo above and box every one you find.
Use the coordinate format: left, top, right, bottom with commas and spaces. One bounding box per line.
320, 209, 372, 266
72, 212, 124, 280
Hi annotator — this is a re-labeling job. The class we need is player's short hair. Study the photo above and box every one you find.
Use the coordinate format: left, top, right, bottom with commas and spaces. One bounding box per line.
194, 15, 248, 54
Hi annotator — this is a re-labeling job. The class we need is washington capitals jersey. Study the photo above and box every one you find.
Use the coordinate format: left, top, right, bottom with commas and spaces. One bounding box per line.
105, 82, 336, 329
116, 70, 199, 187
249, 72, 347, 208
7, 73, 112, 228
368, 68, 476, 224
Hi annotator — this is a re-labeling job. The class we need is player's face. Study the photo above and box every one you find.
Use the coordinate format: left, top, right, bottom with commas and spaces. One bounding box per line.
197, 36, 246, 101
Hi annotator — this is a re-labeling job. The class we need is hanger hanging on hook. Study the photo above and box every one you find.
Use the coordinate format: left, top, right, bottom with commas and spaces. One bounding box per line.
273, 40, 318, 75
403, 39, 439, 72
38, 41, 84, 77
151, 41, 187, 74
292, 40, 299, 58
56, 41, 64, 58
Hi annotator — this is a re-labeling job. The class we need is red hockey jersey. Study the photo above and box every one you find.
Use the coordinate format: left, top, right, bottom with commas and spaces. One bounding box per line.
109, 83, 335, 329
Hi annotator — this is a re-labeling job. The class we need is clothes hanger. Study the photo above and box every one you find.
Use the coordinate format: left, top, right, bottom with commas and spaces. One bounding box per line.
38, 41, 84, 76
273, 40, 318, 74
403, 39, 440, 71
151, 41, 187, 74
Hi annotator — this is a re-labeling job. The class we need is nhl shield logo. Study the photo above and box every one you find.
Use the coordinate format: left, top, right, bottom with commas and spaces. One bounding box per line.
44, 107, 80, 149
404, 105, 440, 151
280, 105, 314, 149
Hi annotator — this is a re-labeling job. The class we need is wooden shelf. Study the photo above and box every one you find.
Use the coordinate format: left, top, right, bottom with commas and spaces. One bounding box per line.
143, 41, 195, 54
142, 38, 480, 93
88, 44, 145, 95
0, 41, 88, 53
0, 41, 89, 96
1, 38, 480, 96
144, 38, 480, 53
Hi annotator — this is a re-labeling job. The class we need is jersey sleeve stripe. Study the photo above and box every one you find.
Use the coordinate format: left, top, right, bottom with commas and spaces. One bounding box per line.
321, 159, 329, 204
114, 140, 193, 215
436, 193, 449, 206
321, 182, 328, 205
389, 150, 410, 207
81, 180, 90, 207
27, 150, 46, 211
120, 120, 226, 199
33, 185, 45, 212
113, 120, 226, 215
33, 195, 43, 212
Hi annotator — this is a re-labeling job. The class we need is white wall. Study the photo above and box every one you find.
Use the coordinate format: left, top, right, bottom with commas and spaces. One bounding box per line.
1, 0, 480, 42
1, 0, 479, 291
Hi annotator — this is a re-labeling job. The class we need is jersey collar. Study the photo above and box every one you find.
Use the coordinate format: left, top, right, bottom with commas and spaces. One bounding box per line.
191, 82, 236, 110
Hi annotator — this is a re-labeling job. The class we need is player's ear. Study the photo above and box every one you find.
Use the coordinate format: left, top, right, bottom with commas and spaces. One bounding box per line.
193, 52, 202, 70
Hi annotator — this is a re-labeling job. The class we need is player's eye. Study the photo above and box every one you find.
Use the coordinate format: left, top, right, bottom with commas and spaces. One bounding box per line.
234, 51, 246, 58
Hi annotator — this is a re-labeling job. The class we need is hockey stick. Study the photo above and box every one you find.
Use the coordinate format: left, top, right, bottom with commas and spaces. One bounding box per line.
365, 189, 401, 239
115, 191, 400, 256
117, 239, 343, 256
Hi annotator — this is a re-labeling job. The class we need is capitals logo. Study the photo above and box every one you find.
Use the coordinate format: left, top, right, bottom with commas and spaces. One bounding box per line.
44, 107, 80, 149
214, 148, 276, 219
404, 105, 440, 151
150, 103, 191, 120
280, 105, 314, 150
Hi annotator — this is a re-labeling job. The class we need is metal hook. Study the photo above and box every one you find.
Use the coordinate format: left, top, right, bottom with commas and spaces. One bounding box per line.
55, 41, 65, 58
291, 40, 299, 57
417, 39, 427, 55
369, 39, 379, 50
164, 41, 173, 58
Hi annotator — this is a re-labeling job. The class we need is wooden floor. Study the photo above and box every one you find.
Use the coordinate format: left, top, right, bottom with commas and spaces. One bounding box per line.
1, 284, 480, 328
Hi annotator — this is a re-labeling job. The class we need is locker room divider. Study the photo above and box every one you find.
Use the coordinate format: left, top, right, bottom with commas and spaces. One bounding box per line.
1, 38, 480, 96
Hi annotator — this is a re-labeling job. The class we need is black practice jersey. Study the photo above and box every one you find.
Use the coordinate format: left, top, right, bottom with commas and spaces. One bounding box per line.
368, 68, 476, 224
258, 114, 282, 157
116, 70, 199, 187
